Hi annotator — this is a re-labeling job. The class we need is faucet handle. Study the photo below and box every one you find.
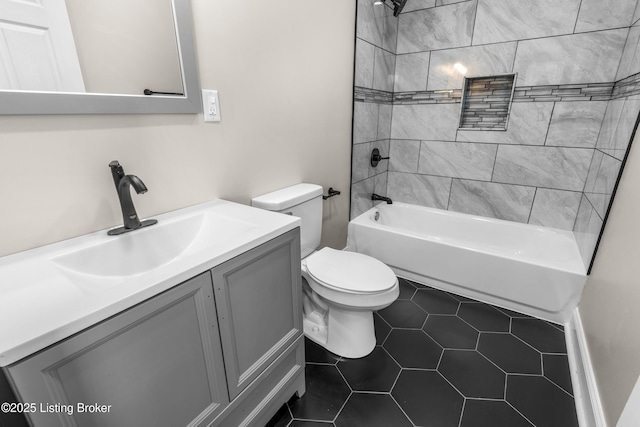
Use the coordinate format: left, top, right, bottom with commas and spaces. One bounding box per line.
109, 160, 125, 175
109, 160, 125, 189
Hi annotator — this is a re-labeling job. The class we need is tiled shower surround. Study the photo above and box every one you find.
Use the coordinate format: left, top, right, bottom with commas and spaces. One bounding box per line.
351, 0, 640, 269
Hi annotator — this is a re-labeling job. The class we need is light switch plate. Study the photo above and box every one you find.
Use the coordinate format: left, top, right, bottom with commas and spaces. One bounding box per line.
202, 89, 221, 122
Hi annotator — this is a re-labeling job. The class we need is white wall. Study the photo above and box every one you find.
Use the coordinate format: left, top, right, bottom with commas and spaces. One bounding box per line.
579, 127, 640, 426
0, 0, 356, 257
617, 375, 640, 427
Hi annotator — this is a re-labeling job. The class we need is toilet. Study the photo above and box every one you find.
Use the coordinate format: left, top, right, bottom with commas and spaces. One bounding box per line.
252, 183, 399, 358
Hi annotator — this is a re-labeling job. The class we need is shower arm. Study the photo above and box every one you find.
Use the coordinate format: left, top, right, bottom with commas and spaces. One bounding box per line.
376, 0, 408, 17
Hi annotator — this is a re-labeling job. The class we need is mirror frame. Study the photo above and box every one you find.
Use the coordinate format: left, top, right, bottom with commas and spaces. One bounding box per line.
0, 0, 201, 115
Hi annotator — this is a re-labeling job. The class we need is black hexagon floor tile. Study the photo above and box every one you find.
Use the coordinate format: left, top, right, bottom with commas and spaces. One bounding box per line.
439, 350, 506, 398
405, 278, 429, 289
445, 290, 476, 302
383, 329, 443, 369
288, 364, 351, 421
337, 346, 400, 392
511, 318, 567, 353
478, 333, 542, 374
495, 305, 533, 319
290, 421, 335, 426
412, 288, 460, 314
377, 299, 427, 328
392, 370, 464, 427
460, 399, 534, 427
397, 278, 417, 300
543, 354, 574, 395
268, 281, 579, 427
334, 393, 412, 427
546, 320, 565, 332
458, 302, 511, 332
305, 337, 341, 365
423, 314, 479, 349
507, 375, 579, 427
265, 402, 292, 427
373, 313, 391, 345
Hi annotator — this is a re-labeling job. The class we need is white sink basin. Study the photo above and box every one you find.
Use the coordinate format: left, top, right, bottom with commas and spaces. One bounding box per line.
0, 199, 300, 367
52, 212, 258, 278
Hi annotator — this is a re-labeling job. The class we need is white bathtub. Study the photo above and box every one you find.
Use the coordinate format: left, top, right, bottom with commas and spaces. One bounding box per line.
347, 203, 587, 324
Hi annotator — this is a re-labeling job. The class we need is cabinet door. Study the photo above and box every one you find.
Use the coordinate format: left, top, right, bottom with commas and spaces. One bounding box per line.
211, 229, 302, 400
6, 272, 228, 427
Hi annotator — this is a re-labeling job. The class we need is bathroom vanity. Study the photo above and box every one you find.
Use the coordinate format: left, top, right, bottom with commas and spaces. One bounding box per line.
0, 201, 305, 427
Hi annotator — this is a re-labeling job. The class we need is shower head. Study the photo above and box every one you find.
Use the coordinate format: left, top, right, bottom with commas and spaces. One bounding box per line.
374, 0, 409, 17
393, 0, 408, 16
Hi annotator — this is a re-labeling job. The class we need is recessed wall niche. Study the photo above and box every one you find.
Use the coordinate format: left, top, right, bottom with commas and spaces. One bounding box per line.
459, 74, 516, 130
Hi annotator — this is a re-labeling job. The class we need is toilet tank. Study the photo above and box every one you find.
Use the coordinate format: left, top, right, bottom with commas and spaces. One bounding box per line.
251, 184, 323, 258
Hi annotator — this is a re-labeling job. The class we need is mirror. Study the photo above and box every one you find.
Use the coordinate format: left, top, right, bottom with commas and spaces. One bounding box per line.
0, 0, 201, 115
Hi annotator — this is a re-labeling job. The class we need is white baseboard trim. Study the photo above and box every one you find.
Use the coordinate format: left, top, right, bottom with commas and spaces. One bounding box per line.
565, 307, 607, 427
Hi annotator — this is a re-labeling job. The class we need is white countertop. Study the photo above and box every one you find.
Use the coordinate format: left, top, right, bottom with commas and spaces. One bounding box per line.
0, 200, 299, 367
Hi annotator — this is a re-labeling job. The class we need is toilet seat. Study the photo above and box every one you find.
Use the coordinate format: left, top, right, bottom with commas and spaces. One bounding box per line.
304, 248, 397, 294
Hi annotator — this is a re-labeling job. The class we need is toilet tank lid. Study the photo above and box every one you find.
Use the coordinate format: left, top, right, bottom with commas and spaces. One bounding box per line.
251, 183, 323, 211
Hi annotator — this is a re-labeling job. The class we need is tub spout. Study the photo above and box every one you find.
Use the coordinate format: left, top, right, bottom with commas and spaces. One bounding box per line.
372, 193, 393, 204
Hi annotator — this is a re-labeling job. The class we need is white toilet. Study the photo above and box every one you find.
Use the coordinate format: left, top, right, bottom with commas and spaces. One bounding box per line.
252, 183, 399, 358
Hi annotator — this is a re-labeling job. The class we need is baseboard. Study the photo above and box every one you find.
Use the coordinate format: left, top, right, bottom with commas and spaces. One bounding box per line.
565, 308, 607, 427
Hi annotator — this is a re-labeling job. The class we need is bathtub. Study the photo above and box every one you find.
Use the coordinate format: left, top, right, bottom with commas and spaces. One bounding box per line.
347, 203, 587, 324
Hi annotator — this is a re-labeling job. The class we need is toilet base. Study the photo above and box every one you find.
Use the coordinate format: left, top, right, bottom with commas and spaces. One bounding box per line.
303, 306, 376, 359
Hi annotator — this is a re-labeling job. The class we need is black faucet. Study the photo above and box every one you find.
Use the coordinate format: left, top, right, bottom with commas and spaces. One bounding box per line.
371, 193, 393, 204
108, 161, 157, 235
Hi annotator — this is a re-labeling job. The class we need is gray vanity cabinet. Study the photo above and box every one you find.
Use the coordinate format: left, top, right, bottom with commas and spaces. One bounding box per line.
5, 271, 229, 427
211, 228, 302, 400
4, 229, 304, 427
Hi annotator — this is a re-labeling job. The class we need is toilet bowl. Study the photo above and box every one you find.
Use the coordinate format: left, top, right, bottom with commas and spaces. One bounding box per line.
301, 247, 398, 358
251, 183, 399, 358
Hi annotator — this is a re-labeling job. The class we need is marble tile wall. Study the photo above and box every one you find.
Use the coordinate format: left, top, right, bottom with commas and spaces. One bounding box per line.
576, 0, 638, 33
352, 0, 397, 217
396, 1, 477, 53
513, 30, 627, 87
428, 43, 516, 91
574, 8, 640, 269
352, 0, 640, 271
576, 94, 640, 268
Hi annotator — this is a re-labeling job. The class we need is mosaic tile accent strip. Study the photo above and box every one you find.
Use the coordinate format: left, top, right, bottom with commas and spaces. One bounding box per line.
383, 82, 616, 106
512, 83, 614, 102
354, 86, 393, 104
459, 75, 515, 129
394, 89, 463, 104
612, 71, 640, 99
357, 75, 640, 106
